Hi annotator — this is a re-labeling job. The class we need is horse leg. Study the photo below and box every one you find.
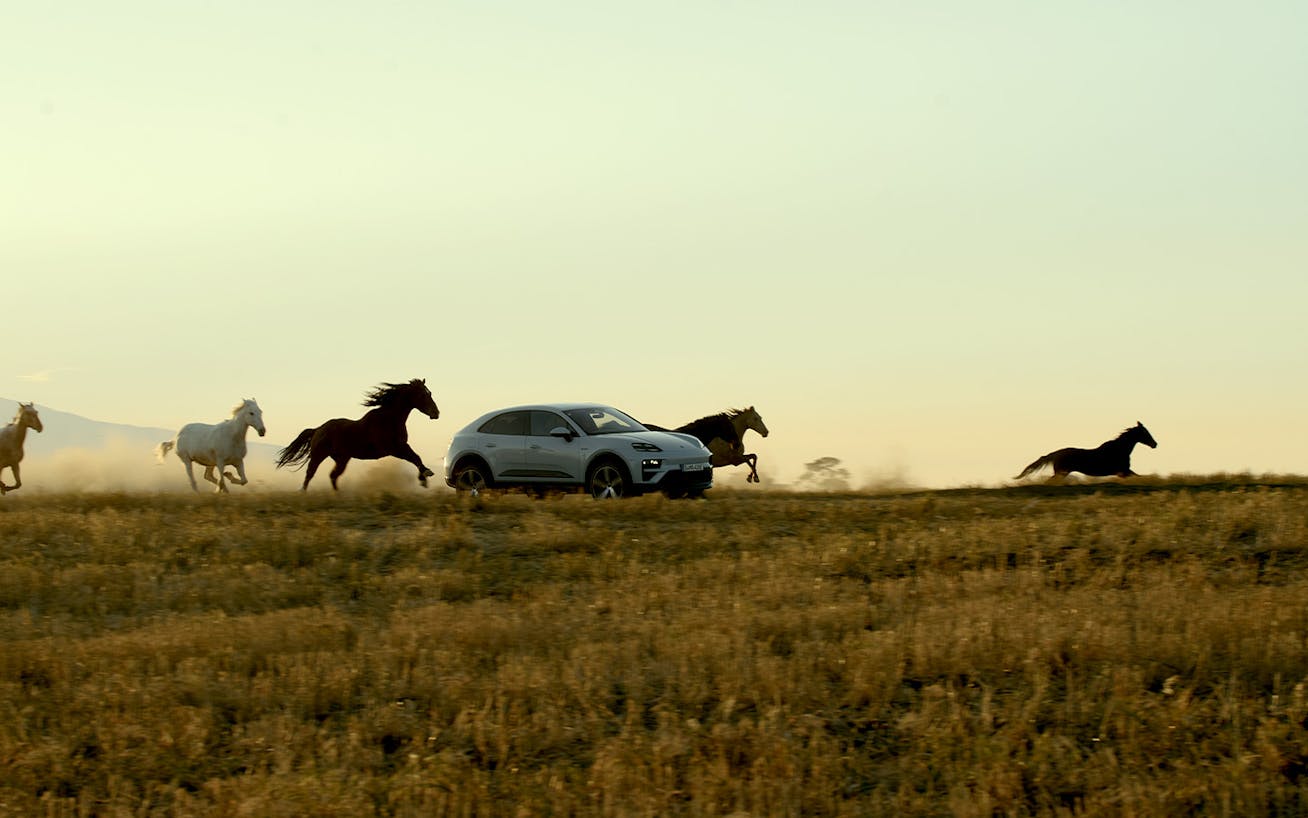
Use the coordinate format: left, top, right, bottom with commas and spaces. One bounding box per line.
720, 441, 755, 482
329, 456, 351, 490
302, 450, 329, 490
707, 440, 755, 483
203, 463, 228, 493
394, 444, 434, 487
3, 463, 19, 493
225, 459, 249, 486
726, 442, 756, 483
183, 460, 202, 492
706, 439, 733, 471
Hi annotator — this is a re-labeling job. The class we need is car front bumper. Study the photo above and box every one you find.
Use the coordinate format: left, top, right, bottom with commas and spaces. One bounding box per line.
638, 458, 713, 492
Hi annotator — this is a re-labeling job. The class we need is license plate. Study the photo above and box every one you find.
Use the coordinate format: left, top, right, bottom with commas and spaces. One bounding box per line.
682, 463, 710, 472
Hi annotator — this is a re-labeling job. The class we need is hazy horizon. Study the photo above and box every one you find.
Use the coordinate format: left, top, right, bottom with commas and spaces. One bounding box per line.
7, 2, 1306, 489
3, 396, 1301, 495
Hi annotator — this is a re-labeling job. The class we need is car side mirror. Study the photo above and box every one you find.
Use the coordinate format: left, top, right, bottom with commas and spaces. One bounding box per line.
549, 426, 575, 442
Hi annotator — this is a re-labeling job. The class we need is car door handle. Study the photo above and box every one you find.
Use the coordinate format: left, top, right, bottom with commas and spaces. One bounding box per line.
485, 443, 497, 448
529, 444, 542, 450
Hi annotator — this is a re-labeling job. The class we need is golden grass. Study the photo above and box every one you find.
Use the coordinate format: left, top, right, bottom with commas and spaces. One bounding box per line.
1, 480, 1306, 816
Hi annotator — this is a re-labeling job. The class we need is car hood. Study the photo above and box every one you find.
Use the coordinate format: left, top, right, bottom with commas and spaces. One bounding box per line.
631, 431, 708, 453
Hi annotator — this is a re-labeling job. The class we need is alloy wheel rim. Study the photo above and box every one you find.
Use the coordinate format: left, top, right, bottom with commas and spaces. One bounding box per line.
592, 466, 623, 498
458, 470, 486, 494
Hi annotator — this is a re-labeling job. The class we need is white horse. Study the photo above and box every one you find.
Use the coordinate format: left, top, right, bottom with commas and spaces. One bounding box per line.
0, 402, 43, 494
156, 399, 266, 492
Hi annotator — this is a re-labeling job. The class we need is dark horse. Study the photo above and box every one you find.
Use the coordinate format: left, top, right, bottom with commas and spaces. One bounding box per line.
1015, 421, 1157, 481
650, 406, 769, 483
275, 379, 440, 490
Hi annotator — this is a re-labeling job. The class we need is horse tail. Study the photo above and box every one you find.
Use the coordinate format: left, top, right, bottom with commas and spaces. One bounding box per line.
275, 428, 316, 470
155, 440, 175, 463
1014, 453, 1052, 480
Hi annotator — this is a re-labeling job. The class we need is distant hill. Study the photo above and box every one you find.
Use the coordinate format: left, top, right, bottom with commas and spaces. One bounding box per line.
0, 399, 382, 492
0, 398, 281, 463
1, 399, 177, 456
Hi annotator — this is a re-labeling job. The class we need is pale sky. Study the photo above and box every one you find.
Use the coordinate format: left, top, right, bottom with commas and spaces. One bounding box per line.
5, 1, 1306, 488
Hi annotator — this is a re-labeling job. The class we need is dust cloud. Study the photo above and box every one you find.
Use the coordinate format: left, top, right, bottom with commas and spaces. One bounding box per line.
12, 439, 917, 496
340, 459, 442, 494
858, 461, 917, 493
13, 440, 451, 495
15, 437, 299, 494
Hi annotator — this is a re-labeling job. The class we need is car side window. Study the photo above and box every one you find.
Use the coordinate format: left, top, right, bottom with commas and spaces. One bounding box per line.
478, 411, 528, 436
530, 412, 572, 436
564, 410, 598, 435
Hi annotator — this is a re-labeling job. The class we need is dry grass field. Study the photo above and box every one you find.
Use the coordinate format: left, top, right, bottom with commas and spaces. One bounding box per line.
1, 478, 1306, 817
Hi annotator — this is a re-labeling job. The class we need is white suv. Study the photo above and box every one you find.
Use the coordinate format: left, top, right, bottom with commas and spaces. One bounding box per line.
444, 403, 713, 498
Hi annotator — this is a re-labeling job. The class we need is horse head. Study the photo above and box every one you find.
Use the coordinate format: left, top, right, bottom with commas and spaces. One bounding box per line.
17, 403, 42, 433
235, 398, 266, 437
1134, 421, 1157, 449
743, 406, 768, 438
413, 379, 440, 420
364, 379, 439, 420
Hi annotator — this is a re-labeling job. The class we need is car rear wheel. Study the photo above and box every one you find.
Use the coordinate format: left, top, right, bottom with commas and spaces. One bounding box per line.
452, 461, 491, 495
586, 460, 628, 499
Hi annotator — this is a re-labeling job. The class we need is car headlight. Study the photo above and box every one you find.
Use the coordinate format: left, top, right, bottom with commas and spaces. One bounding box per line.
632, 441, 662, 453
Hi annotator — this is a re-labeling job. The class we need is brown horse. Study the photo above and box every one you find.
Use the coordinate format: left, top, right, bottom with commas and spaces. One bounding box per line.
1015, 421, 1157, 481
275, 380, 440, 490
0, 402, 43, 494
663, 406, 769, 483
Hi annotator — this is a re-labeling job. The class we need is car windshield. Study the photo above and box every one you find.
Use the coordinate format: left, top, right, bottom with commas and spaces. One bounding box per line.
564, 407, 647, 436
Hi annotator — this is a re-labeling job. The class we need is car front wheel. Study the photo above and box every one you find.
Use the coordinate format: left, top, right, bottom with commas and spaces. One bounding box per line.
452, 461, 491, 495
586, 460, 628, 499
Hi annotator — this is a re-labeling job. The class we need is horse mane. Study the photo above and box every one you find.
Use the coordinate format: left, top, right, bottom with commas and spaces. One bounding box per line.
363, 379, 424, 407
685, 408, 747, 426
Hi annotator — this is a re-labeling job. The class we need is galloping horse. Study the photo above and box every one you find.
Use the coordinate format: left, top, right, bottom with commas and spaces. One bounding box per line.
157, 399, 266, 492
665, 406, 769, 483
275, 379, 439, 490
0, 403, 43, 494
1015, 421, 1157, 481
